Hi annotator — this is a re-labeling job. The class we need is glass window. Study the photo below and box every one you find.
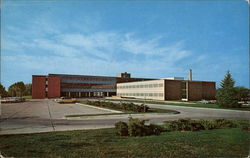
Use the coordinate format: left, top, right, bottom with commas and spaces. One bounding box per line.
159, 83, 163, 87
139, 85, 143, 88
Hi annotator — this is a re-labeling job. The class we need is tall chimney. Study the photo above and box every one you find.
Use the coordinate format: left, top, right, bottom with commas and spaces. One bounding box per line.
189, 69, 192, 81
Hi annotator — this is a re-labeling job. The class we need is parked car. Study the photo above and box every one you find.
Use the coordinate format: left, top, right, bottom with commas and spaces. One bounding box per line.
56, 97, 77, 104
0, 97, 25, 103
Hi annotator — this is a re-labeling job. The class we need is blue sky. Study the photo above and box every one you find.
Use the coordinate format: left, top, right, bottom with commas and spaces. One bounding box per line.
1, 0, 249, 88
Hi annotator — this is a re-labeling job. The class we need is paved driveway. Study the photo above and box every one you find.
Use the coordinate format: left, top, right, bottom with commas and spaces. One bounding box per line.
0, 99, 249, 135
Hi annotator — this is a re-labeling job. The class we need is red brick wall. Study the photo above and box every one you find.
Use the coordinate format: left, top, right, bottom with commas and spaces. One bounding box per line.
165, 80, 182, 100
32, 76, 46, 99
188, 81, 216, 101
202, 82, 216, 100
188, 82, 203, 101
48, 76, 61, 98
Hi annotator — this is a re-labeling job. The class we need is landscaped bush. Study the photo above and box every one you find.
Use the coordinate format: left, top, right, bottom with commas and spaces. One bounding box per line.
163, 119, 199, 131
115, 117, 163, 137
128, 117, 148, 136
146, 124, 163, 135
198, 120, 216, 130
85, 100, 149, 112
237, 121, 250, 131
213, 118, 238, 128
115, 121, 128, 136
116, 118, 245, 137
163, 118, 239, 132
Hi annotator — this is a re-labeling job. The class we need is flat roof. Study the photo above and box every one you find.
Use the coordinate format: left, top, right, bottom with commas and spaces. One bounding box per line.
117, 79, 215, 85
48, 73, 153, 80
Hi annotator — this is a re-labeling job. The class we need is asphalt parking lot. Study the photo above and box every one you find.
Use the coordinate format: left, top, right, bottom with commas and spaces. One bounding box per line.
1, 99, 249, 135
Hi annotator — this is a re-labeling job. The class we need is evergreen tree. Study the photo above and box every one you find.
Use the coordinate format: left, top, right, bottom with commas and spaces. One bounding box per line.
216, 71, 239, 108
220, 71, 235, 88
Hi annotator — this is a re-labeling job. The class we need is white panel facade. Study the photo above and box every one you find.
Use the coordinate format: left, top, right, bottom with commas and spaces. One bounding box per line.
117, 79, 165, 100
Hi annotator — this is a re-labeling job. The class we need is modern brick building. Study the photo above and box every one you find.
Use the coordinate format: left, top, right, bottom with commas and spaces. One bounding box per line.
117, 79, 216, 101
32, 72, 216, 101
32, 73, 153, 99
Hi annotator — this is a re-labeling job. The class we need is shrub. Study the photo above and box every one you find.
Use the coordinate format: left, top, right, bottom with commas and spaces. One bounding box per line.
213, 118, 238, 128
163, 119, 219, 132
216, 88, 240, 108
115, 121, 128, 136
198, 120, 216, 130
190, 121, 205, 131
85, 100, 150, 113
146, 124, 163, 135
237, 121, 249, 131
128, 117, 148, 136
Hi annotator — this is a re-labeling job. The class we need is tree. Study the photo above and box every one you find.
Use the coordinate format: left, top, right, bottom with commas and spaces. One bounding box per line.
0, 83, 8, 98
234, 86, 249, 101
24, 84, 32, 96
8, 82, 26, 97
216, 71, 239, 108
216, 88, 239, 108
220, 71, 235, 88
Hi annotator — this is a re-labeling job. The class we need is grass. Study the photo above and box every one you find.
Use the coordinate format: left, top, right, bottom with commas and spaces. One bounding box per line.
22, 95, 32, 99
105, 98, 250, 111
0, 127, 249, 158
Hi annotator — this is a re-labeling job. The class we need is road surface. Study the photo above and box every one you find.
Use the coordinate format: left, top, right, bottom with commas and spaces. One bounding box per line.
0, 99, 249, 135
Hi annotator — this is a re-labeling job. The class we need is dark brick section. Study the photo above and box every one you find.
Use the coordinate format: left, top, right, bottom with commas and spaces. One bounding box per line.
188, 81, 216, 101
165, 80, 182, 100
201, 82, 216, 100
188, 81, 203, 101
164, 80, 216, 101
48, 76, 61, 98
32, 76, 46, 99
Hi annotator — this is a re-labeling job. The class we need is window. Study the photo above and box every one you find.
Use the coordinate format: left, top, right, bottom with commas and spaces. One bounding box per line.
159, 83, 163, 87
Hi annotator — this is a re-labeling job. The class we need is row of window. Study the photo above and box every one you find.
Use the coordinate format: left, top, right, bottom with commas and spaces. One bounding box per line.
117, 93, 164, 97
117, 83, 164, 89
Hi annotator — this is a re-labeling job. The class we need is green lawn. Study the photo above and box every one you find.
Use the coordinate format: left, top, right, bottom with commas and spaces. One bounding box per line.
105, 98, 250, 111
22, 95, 32, 99
0, 128, 249, 158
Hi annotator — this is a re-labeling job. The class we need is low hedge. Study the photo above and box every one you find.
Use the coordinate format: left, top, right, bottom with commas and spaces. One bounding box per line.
163, 118, 240, 132
115, 118, 247, 137
115, 117, 163, 137
85, 100, 149, 112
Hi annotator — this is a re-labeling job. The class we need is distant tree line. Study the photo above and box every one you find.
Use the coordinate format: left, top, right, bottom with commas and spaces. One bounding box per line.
0, 82, 32, 98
